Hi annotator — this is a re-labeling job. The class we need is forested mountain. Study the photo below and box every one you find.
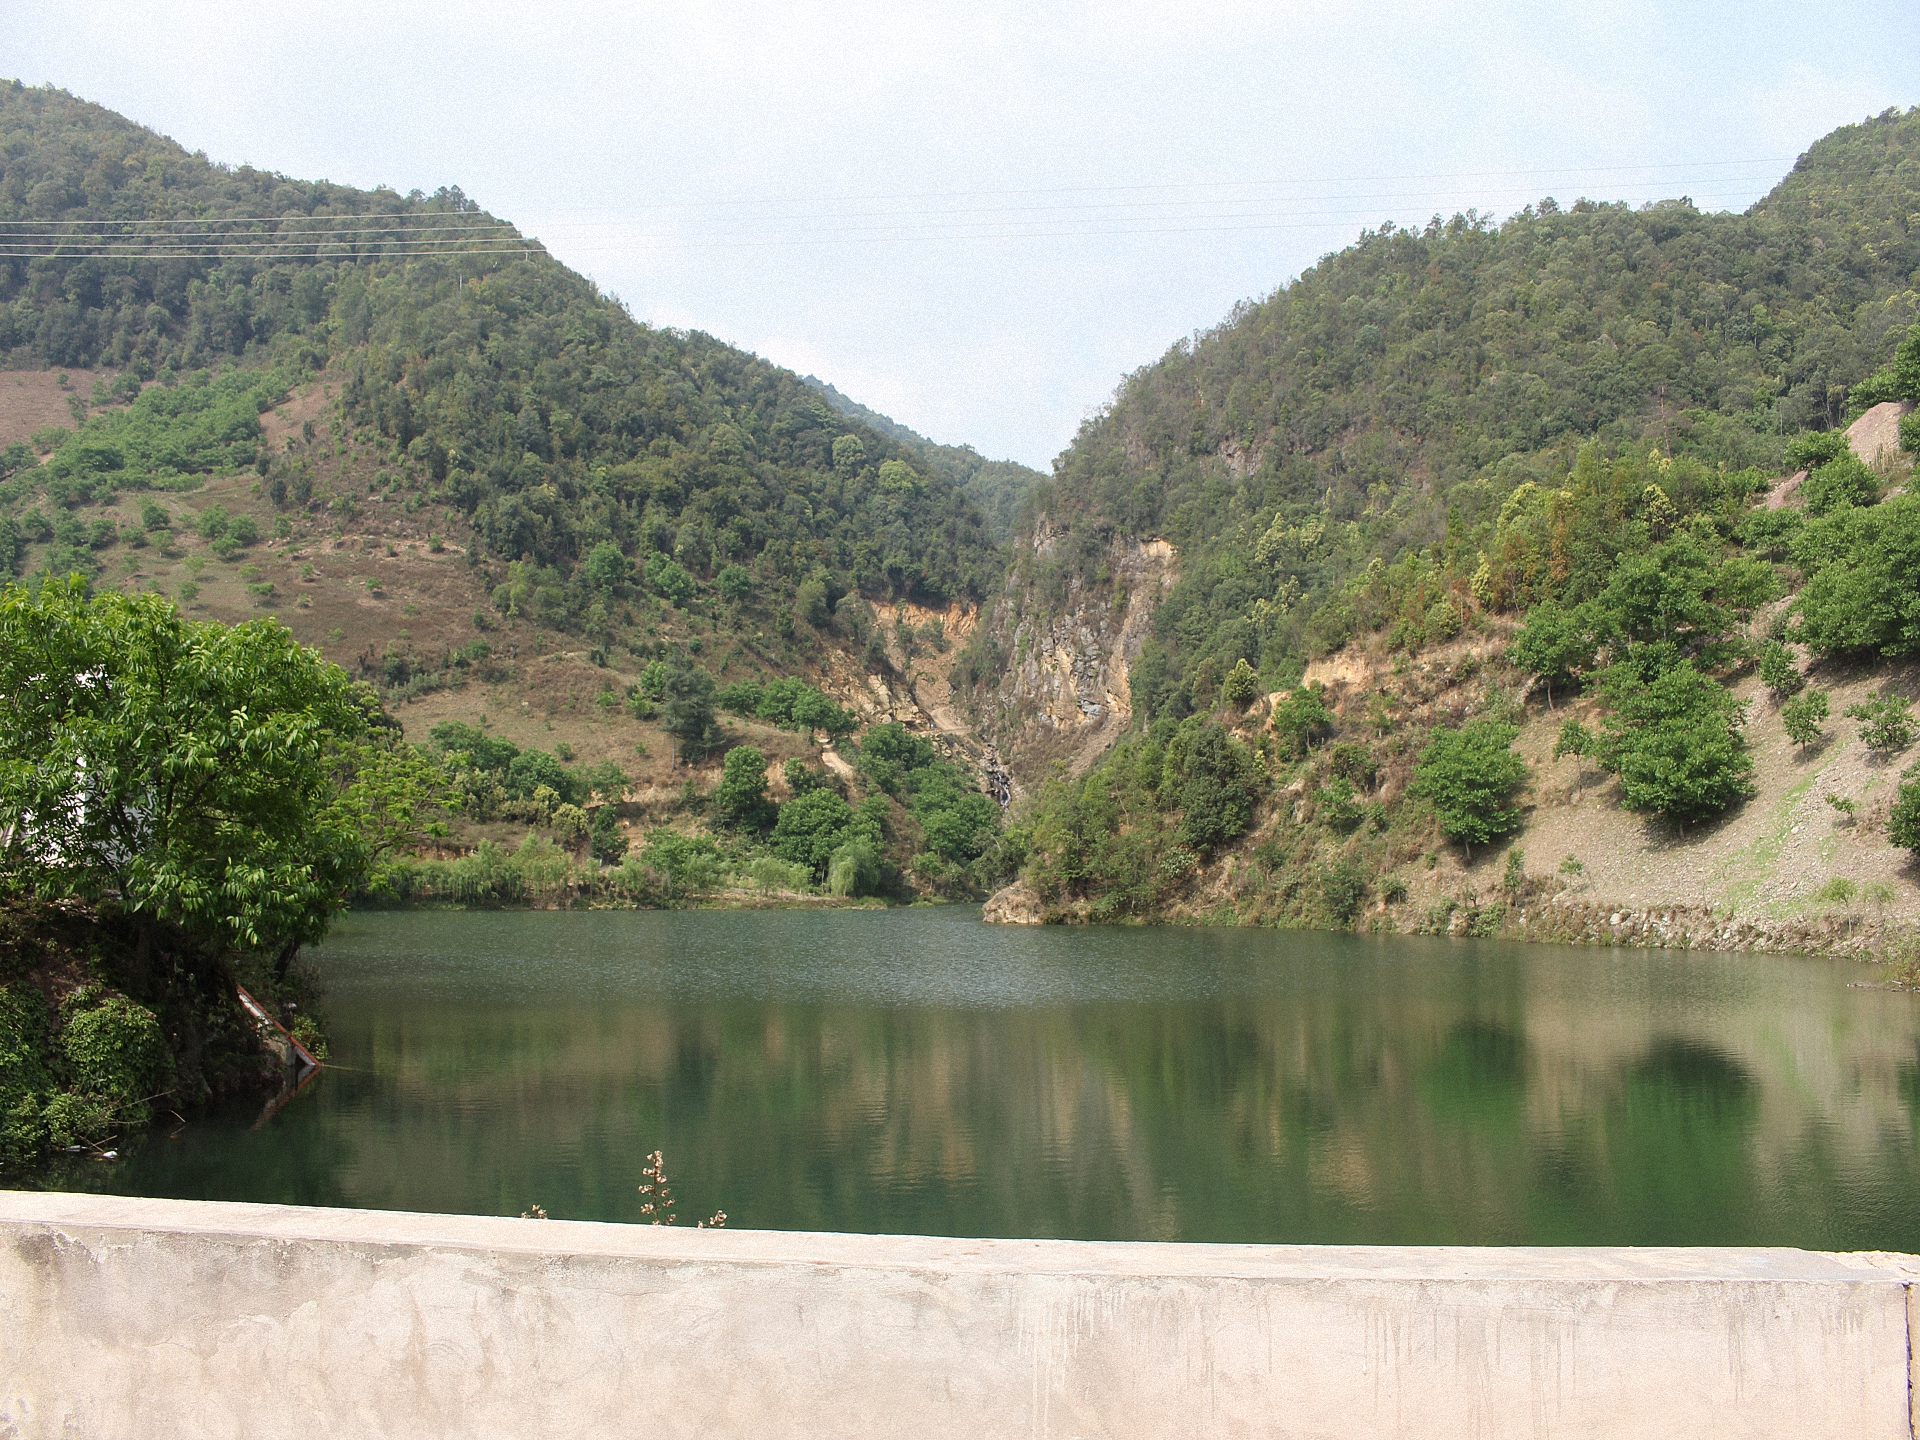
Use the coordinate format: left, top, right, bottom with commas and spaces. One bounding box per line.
964, 106, 1920, 741
0, 81, 1001, 624
802, 376, 1043, 541
963, 106, 1920, 933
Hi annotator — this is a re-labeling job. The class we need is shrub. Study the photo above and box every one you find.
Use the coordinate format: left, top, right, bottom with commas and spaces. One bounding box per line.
61, 993, 171, 1125
1786, 431, 1852, 471
1845, 695, 1915, 753
1801, 454, 1880, 516
1319, 859, 1371, 926
1317, 774, 1363, 832
1553, 719, 1594, 761
550, 802, 590, 845
588, 805, 628, 864
1220, 658, 1260, 708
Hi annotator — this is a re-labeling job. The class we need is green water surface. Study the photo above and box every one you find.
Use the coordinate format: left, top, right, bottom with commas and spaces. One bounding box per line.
47, 907, 1920, 1247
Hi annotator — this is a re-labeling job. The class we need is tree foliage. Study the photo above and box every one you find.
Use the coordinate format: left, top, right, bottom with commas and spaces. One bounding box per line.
0, 579, 440, 962
1595, 662, 1756, 826
1408, 721, 1527, 856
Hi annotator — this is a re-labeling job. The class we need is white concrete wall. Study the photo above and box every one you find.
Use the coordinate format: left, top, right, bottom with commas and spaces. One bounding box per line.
2, 1190, 1917, 1439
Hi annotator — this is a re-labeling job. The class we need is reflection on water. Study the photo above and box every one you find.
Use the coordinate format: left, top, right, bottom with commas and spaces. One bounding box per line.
42, 907, 1920, 1247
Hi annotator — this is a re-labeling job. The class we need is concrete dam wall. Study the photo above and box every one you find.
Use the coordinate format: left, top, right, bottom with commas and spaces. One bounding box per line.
3, 1190, 1918, 1438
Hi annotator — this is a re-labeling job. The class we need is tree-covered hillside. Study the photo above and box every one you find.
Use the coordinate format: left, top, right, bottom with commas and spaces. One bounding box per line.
803, 376, 1044, 542
975, 106, 1920, 934
968, 106, 1920, 727
0, 81, 1001, 626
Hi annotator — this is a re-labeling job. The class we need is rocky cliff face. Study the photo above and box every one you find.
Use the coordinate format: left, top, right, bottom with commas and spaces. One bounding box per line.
968, 522, 1178, 786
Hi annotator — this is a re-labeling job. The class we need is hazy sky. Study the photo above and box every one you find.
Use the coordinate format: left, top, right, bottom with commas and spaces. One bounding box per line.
10, 3, 1918, 468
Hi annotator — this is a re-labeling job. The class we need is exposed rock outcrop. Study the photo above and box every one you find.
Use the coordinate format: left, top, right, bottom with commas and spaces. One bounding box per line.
975, 528, 1178, 784
982, 880, 1044, 925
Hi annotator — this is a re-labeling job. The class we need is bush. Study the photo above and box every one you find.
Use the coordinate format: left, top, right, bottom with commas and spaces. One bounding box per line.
1220, 658, 1260, 707
1317, 774, 1363, 832
743, 855, 812, 893
60, 993, 171, 1125
1801, 455, 1880, 516
1408, 720, 1527, 858
1319, 859, 1371, 926
550, 802, 590, 845
589, 804, 629, 864
1846, 695, 1915, 753
42, 1091, 114, 1150
1786, 431, 1852, 471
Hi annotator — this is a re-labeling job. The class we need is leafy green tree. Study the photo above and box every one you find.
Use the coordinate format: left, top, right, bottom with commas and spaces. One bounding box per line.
588, 804, 628, 865
583, 542, 631, 593
1508, 599, 1597, 707
659, 659, 719, 760
1594, 535, 1728, 653
1889, 767, 1920, 857
0, 579, 440, 970
646, 554, 696, 607
1408, 720, 1527, 859
712, 746, 775, 831
1792, 496, 1920, 658
1596, 662, 1755, 828
1220, 658, 1260, 708
1272, 683, 1334, 759
1757, 641, 1805, 697
1782, 688, 1829, 752
1553, 719, 1594, 761
771, 787, 859, 876
716, 565, 752, 603
1801, 454, 1880, 515
1846, 694, 1915, 753
1169, 723, 1262, 853
505, 748, 580, 804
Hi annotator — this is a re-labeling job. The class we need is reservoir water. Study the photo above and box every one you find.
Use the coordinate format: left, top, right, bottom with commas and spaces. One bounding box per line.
47, 907, 1920, 1247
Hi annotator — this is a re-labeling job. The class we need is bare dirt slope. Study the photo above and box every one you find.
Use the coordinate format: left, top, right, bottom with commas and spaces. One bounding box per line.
1512, 661, 1920, 927
0, 368, 119, 448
